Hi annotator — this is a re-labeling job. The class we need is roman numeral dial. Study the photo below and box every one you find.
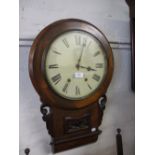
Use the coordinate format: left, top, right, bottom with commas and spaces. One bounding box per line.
45, 30, 107, 100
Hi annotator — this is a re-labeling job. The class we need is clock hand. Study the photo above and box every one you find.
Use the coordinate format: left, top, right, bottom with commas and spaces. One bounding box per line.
87, 67, 96, 71
79, 65, 97, 71
76, 44, 85, 70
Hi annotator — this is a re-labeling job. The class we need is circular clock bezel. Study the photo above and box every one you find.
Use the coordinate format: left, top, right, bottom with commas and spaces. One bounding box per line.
29, 19, 114, 109
43, 30, 108, 100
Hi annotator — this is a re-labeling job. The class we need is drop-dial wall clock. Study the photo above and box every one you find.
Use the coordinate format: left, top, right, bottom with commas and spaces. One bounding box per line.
29, 19, 114, 153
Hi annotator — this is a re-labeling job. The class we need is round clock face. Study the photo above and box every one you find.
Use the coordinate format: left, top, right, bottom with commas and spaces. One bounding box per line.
45, 30, 108, 100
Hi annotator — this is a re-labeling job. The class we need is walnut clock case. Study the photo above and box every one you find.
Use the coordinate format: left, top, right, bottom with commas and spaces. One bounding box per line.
29, 19, 114, 153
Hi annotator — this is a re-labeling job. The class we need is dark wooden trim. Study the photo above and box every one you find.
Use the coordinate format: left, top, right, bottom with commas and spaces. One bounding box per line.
29, 19, 114, 109
29, 19, 113, 153
53, 130, 101, 153
64, 114, 91, 134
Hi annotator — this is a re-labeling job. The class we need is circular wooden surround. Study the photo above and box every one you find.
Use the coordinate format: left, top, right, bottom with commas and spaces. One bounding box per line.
29, 19, 114, 109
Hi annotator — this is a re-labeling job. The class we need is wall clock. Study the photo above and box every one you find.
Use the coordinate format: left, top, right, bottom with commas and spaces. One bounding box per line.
29, 19, 114, 153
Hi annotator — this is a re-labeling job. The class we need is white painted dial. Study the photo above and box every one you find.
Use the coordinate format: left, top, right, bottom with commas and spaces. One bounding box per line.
45, 31, 107, 100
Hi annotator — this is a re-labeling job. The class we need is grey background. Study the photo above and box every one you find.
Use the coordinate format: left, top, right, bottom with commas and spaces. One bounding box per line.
19, 0, 135, 155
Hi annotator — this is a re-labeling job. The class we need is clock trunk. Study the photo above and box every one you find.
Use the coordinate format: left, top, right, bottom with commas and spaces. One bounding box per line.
40, 99, 104, 153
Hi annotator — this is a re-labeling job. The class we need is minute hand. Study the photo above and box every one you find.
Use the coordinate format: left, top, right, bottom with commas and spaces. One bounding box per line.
77, 44, 85, 67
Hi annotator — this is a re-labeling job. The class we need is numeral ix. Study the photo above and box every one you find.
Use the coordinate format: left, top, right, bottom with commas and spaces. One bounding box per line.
49, 64, 59, 69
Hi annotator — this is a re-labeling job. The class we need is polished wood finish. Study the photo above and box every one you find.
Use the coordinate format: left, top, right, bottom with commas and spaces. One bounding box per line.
42, 102, 103, 152
53, 130, 100, 152
29, 19, 114, 109
29, 19, 114, 152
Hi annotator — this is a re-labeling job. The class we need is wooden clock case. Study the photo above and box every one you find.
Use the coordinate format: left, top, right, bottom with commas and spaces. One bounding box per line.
29, 19, 114, 153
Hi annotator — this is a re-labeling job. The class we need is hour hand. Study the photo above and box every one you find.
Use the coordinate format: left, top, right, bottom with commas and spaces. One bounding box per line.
79, 65, 96, 71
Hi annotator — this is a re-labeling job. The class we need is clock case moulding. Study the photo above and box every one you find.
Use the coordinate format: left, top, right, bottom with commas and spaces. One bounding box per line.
29, 19, 114, 153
